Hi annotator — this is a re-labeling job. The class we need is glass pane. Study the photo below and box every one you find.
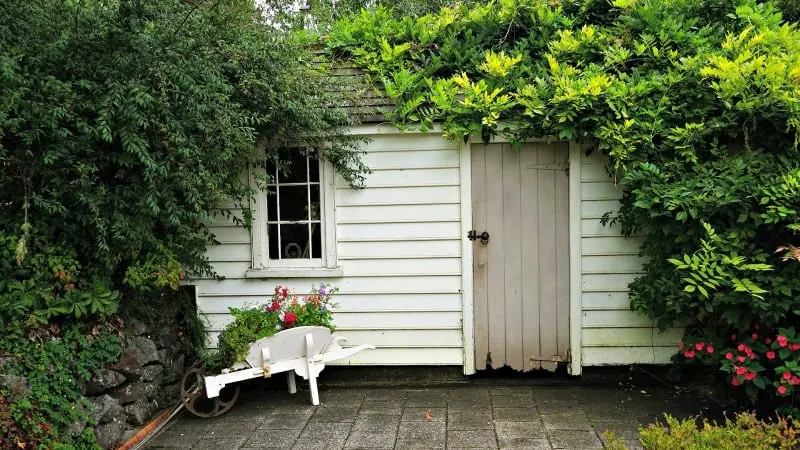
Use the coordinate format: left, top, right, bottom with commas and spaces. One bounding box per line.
267, 190, 277, 222
278, 149, 308, 184
309, 158, 320, 183
268, 224, 279, 260
278, 185, 309, 221
280, 224, 310, 259
309, 185, 320, 221
311, 222, 322, 259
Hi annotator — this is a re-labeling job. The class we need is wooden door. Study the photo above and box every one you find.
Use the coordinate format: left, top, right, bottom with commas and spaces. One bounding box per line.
471, 142, 570, 372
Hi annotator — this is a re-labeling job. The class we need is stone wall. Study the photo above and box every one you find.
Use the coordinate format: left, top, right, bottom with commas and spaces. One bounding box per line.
85, 320, 186, 449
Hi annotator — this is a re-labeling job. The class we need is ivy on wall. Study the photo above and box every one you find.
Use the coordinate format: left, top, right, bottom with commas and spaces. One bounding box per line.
326, 0, 800, 401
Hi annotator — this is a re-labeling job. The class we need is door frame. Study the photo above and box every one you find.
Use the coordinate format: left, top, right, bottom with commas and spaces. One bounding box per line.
460, 138, 583, 376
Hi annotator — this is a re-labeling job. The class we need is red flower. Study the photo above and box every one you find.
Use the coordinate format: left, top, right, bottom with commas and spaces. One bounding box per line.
765, 338, 773, 345
791, 344, 800, 351
725, 352, 733, 360
737, 343, 747, 352
731, 376, 742, 386
752, 333, 759, 340
284, 312, 297, 327
792, 377, 800, 386
695, 342, 705, 351
778, 385, 788, 395
706, 345, 714, 354
272, 300, 281, 311
735, 366, 748, 376
745, 372, 756, 381
736, 356, 746, 362
767, 351, 776, 360
678, 342, 685, 350
783, 372, 792, 380
683, 350, 695, 358
777, 336, 789, 348
281, 288, 289, 298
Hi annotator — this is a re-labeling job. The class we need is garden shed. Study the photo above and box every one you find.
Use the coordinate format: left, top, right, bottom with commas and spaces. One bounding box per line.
193, 124, 681, 376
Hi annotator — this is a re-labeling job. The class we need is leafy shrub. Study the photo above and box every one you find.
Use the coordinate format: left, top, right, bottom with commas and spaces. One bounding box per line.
0, 321, 122, 449
604, 413, 800, 449
325, 0, 800, 405
210, 285, 336, 370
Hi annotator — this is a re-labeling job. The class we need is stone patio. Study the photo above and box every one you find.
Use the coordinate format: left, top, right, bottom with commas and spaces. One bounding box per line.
144, 382, 714, 449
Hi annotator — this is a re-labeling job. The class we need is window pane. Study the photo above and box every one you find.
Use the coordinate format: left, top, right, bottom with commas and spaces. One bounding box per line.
280, 224, 310, 259
309, 185, 320, 220
278, 185, 309, 221
277, 149, 309, 184
268, 224, 279, 260
309, 158, 320, 183
311, 222, 322, 259
267, 190, 277, 222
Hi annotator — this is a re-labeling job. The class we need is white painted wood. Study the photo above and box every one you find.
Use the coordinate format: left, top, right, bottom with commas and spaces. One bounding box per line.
337, 204, 461, 223
581, 347, 676, 366
359, 150, 459, 170
346, 123, 445, 136
335, 168, 460, 188
324, 161, 337, 269
582, 310, 656, 328
337, 222, 461, 241
205, 244, 251, 263
198, 293, 463, 314
336, 186, 459, 206
460, 140, 475, 375
330, 347, 464, 365
580, 181, 624, 200
581, 292, 634, 310
582, 274, 638, 292
338, 240, 461, 259
335, 258, 461, 276
581, 199, 624, 219
581, 219, 623, 237
202, 311, 464, 332
582, 328, 684, 347
244, 267, 344, 279
581, 237, 643, 256
195, 276, 462, 296
582, 255, 646, 274
209, 227, 251, 244
568, 142, 583, 375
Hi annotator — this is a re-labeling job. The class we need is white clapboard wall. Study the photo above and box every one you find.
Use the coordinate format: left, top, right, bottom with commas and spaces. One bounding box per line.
579, 151, 681, 365
194, 133, 465, 366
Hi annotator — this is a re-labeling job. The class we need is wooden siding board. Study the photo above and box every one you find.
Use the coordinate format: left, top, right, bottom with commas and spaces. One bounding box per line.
554, 143, 571, 361
520, 143, 541, 371
537, 144, 559, 371
485, 144, 506, 368
471, 144, 489, 371
198, 293, 463, 314
502, 144, 524, 370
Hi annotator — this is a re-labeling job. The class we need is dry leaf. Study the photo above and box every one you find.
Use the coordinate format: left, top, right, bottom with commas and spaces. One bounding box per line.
424, 411, 432, 421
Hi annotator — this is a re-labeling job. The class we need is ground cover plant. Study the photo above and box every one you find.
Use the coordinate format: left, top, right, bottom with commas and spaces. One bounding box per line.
325, 0, 800, 406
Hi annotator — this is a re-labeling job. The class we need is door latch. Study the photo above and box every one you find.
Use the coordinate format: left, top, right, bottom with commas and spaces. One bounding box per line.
467, 230, 490, 244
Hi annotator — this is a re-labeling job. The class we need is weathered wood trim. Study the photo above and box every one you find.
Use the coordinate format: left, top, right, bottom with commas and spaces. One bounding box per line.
245, 267, 344, 279
323, 161, 338, 269
460, 140, 475, 375
568, 141, 583, 376
346, 123, 444, 135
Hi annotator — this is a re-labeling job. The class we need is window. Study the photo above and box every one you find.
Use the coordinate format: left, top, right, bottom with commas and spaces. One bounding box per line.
249, 149, 340, 277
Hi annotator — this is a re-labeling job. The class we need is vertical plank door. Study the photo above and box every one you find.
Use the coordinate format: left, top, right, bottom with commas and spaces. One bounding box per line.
472, 142, 570, 371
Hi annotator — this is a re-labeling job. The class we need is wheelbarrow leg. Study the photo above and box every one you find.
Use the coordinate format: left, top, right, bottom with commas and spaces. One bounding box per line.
305, 333, 320, 406
287, 370, 297, 394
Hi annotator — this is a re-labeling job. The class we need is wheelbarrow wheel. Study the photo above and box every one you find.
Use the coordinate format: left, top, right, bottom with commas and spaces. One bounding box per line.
180, 362, 240, 418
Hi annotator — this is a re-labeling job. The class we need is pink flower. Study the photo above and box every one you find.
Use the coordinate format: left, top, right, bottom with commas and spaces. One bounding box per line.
783, 372, 793, 380
745, 372, 756, 381
778, 385, 788, 395
778, 336, 789, 348
683, 350, 695, 358
767, 351, 776, 360
725, 352, 733, 360
281, 288, 289, 298
752, 333, 759, 340
735, 366, 748, 376
679, 342, 685, 350
765, 338, 773, 345
731, 334, 737, 341
791, 344, 800, 351
736, 356, 746, 362
738, 343, 747, 352
271, 300, 281, 311
792, 377, 800, 386
695, 342, 705, 351
706, 345, 715, 354
731, 376, 742, 386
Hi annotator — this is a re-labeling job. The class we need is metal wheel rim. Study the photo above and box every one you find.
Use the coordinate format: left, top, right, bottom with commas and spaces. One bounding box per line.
180, 362, 240, 418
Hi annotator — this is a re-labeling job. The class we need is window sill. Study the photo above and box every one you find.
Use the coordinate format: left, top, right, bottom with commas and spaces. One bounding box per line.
245, 268, 344, 279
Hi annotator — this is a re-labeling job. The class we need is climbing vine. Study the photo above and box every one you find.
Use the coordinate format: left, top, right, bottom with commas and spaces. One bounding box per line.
326, 0, 800, 402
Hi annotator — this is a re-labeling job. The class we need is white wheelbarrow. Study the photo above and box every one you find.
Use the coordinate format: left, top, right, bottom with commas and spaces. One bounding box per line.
180, 326, 374, 417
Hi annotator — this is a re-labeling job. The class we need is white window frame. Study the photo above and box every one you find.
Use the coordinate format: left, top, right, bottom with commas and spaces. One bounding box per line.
247, 155, 341, 278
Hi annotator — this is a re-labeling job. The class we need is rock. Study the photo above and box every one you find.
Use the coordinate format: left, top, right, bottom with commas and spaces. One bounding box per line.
124, 398, 153, 426
95, 418, 125, 449
142, 364, 164, 382
156, 354, 184, 385
125, 319, 151, 337
128, 336, 159, 366
110, 382, 147, 405
85, 369, 127, 395
112, 347, 144, 381
153, 332, 178, 350
65, 418, 86, 437
0, 374, 28, 398
157, 382, 180, 405
144, 382, 158, 399
89, 395, 124, 424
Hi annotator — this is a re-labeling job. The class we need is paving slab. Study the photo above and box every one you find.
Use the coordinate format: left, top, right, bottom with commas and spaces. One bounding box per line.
145, 381, 715, 449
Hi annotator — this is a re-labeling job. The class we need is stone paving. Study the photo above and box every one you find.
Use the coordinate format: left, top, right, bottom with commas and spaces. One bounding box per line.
145, 383, 712, 449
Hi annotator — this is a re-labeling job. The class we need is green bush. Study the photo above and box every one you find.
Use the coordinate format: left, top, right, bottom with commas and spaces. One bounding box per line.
325, 0, 800, 405
604, 413, 800, 449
